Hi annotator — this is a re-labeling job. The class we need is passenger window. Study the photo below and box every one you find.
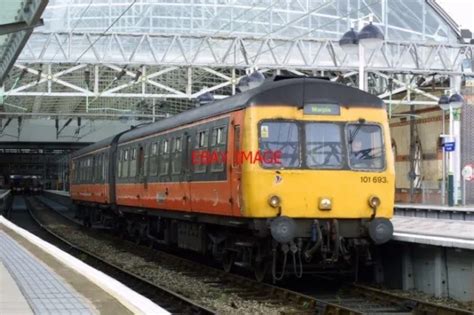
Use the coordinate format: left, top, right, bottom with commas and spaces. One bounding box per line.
78, 160, 82, 182
194, 130, 209, 173
130, 148, 137, 177
197, 130, 208, 148
95, 155, 99, 181
138, 146, 145, 176
79, 160, 82, 182
87, 158, 92, 182
103, 153, 108, 181
159, 139, 170, 176
118, 150, 123, 178
171, 137, 182, 175
210, 126, 227, 172
305, 123, 343, 169
150, 142, 159, 176
211, 126, 226, 146
259, 121, 300, 168
123, 149, 129, 178
347, 124, 384, 170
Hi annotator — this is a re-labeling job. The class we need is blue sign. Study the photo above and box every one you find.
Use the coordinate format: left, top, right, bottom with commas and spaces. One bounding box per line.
443, 142, 455, 152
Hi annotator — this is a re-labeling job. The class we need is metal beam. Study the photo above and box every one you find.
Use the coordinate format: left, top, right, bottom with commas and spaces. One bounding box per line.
18, 32, 473, 75
0, 19, 44, 36
0, 0, 49, 84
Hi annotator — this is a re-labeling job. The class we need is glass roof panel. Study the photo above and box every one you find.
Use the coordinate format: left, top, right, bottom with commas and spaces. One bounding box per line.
0, 0, 48, 84
0, 0, 25, 57
0, 0, 24, 23
37, 0, 460, 43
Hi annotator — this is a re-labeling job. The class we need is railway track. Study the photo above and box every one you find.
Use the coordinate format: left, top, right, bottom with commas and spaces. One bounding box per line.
28, 195, 473, 315
21, 196, 214, 315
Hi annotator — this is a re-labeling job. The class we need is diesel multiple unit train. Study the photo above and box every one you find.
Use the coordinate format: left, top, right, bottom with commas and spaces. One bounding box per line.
70, 77, 394, 281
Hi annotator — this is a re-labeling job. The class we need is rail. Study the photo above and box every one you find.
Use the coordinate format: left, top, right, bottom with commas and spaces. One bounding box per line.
0, 190, 13, 217
25, 197, 215, 314
35, 195, 473, 315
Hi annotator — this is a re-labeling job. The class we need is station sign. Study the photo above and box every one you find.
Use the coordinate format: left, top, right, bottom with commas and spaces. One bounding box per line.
443, 142, 455, 152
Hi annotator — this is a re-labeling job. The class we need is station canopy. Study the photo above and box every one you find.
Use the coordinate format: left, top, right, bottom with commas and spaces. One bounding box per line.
39, 0, 459, 42
0, 0, 468, 120
0, 0, 48, 84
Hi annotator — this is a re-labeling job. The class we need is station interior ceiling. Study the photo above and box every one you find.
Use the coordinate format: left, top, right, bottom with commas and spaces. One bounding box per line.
0, 0, 473, 192
1, 0, 472, 121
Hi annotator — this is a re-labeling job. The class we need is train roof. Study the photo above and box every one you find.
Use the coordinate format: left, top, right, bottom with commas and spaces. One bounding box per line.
72, 77, 384, 158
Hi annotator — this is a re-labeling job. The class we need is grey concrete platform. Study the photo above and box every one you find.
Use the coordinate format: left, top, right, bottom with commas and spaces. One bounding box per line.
395, 203, 474, 212
0, 230, 97, 315
0, 211, 169, 315
37, 195, 69, 213
0, 261, 34, 315
45, 190, 70, 197
392, 216, 474, 249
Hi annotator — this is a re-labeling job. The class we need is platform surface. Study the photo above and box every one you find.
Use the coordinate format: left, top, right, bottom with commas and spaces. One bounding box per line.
1, 196, 169, 315
37, 195, 69, 213
45, 190, 70, 197
0, 229, 97, 314
392, 216, 474, 249
0, 261, 34, 315
395, 203, 474, 212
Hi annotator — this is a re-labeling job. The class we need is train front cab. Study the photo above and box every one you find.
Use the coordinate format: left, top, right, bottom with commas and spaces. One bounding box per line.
239, 102, 395, 275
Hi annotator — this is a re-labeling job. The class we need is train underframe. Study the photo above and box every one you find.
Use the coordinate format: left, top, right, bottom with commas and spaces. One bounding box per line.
74, 202, 391, 282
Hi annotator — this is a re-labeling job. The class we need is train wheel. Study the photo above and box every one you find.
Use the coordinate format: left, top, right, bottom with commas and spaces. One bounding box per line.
82, 217, 91, 228
254, 259, 270, 282
133, 230, 141, 245
222, 250, 235, 273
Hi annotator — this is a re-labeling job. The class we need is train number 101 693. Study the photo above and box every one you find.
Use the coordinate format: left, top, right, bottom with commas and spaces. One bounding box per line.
360, 176, 388, 184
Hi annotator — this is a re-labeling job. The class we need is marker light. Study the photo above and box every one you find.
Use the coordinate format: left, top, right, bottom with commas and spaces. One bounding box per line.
268, 195, 281, 208
368, 195, 381, 209
318, 197, 332, 210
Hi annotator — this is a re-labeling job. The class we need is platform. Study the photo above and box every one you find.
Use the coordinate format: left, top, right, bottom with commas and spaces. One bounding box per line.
395, 203, 474, 212
37, 195, 69, 214
392, 216, 474, 250
395, 203, 474, 221
45, 190, 71, 197
0, 216, 169, 315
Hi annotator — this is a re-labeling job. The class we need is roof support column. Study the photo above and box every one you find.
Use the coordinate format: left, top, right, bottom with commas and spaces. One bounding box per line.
450, 75, 462, 204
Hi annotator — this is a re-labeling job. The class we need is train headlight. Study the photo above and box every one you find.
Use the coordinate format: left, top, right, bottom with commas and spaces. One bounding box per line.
318, 197, 332, 210
368, 195, 381, 209
268, 195, 281, 208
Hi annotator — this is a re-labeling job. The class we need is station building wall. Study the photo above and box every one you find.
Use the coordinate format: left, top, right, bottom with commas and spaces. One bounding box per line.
391, 83, 474, 205
390, 108, 445, 204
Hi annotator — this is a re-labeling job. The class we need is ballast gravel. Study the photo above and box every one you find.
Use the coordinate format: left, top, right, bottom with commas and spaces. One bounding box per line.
41, 220, 300, 314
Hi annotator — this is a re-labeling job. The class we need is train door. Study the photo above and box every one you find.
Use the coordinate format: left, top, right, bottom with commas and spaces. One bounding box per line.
189, 122, 234, 215
183, 133, 193, 211
137, 144, 146, 207
230, 124, 242, 216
